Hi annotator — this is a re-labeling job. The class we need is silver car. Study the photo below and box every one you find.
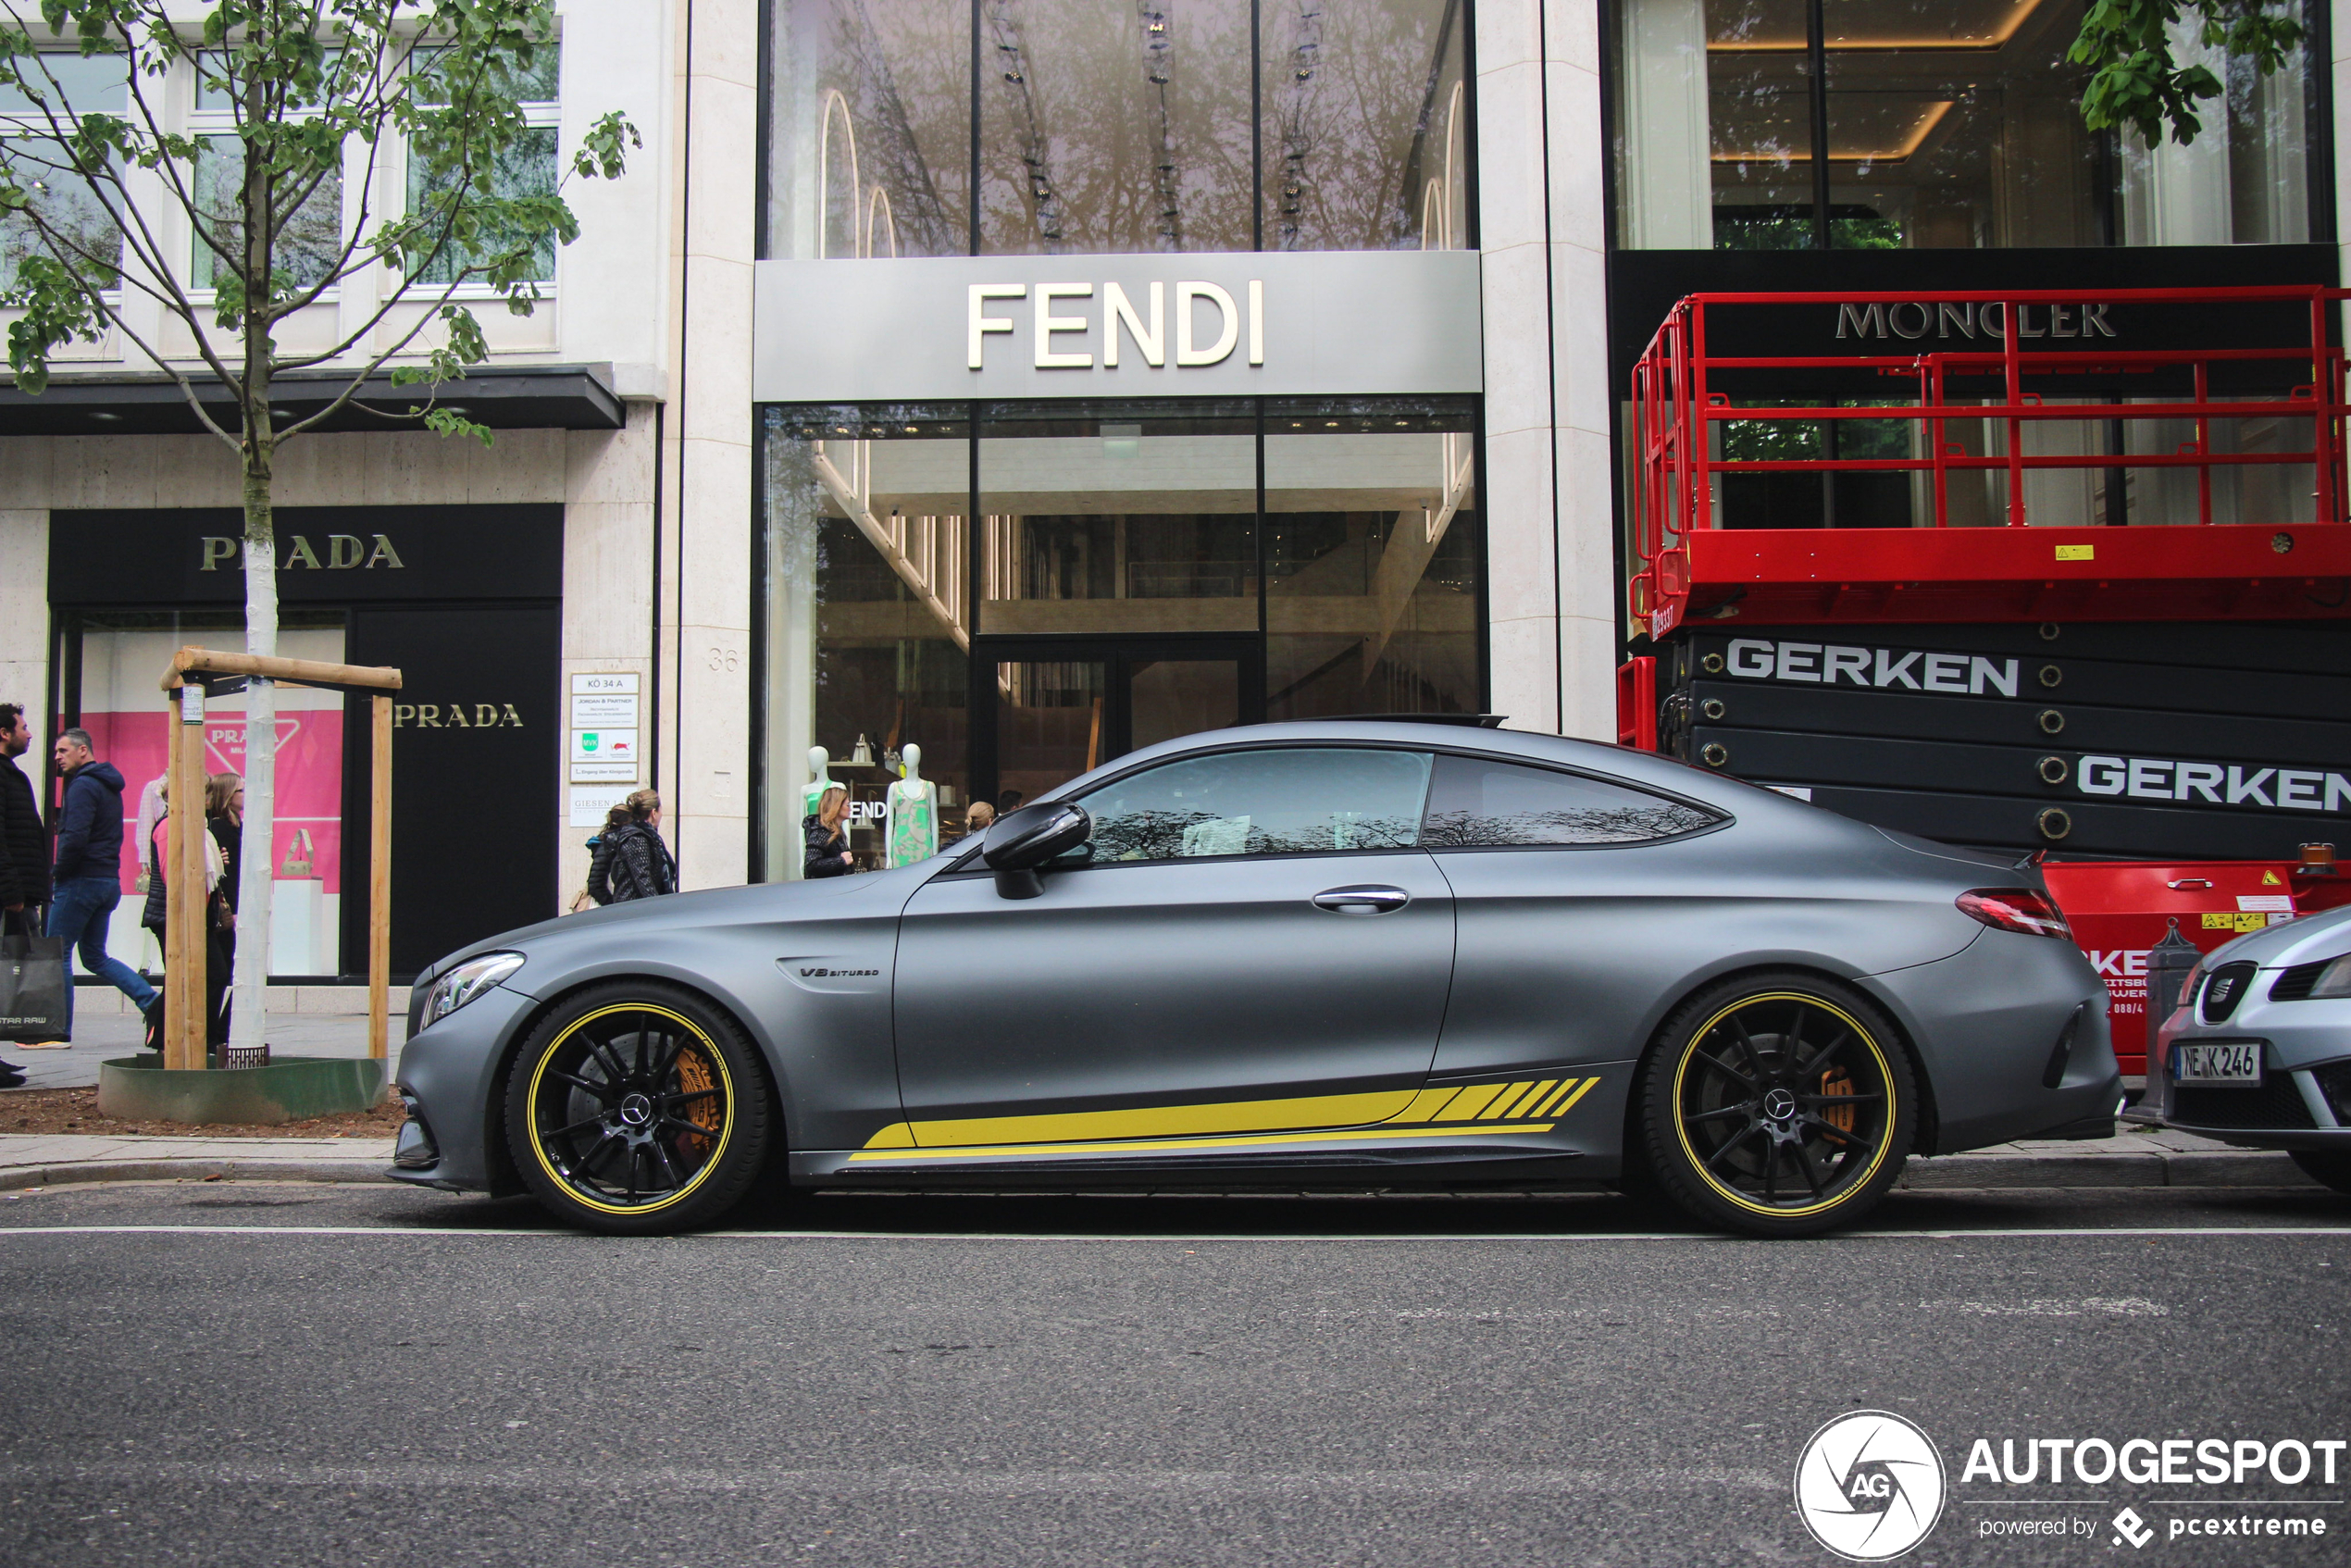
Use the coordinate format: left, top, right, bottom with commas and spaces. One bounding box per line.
390, 721, 2121, 1237
2144, 903, 2351, 1193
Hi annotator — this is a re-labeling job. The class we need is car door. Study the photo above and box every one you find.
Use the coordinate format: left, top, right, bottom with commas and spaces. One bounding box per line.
890, 745, 1454, 1151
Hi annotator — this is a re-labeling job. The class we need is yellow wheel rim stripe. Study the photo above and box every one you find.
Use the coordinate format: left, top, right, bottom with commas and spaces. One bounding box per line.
525, 1003, 734, 1216
1670, 992, 1891, 1219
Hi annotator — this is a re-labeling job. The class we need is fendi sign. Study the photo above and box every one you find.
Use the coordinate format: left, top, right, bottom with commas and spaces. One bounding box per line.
754, 249, 1484, 402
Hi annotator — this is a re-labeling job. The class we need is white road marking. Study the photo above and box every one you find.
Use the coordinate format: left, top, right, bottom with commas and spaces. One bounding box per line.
0, 1224, 2345, 1241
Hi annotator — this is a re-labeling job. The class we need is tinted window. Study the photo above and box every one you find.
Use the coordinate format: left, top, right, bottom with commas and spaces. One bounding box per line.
1079, 748, 1432, 863
1420, 755, 1718, 847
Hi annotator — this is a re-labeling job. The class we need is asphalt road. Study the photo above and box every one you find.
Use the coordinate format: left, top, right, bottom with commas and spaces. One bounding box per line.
0, 1182, 2345, 1568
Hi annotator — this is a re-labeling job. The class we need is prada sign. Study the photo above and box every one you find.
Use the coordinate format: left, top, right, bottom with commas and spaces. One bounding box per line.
754, 250, 1484, 402
49, 505, 562, 604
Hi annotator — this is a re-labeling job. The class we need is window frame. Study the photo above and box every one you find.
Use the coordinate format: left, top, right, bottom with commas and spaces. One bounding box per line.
395, 37, 563, 295
934, 738, 1734, 878
0, 50, 132, 298
183, 55, 348, 302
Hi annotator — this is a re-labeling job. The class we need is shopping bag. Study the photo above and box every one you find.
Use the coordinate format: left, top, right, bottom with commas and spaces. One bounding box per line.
0, 927, 71, 1042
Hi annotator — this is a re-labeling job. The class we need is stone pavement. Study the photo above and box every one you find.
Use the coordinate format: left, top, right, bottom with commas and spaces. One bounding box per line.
0, 1010, 402, 1091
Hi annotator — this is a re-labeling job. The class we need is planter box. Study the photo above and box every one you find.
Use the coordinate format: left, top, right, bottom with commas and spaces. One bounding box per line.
97, 1055, 388, 1126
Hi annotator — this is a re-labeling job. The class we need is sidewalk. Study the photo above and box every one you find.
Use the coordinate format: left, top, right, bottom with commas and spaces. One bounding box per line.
2, 1009, 404, 1091
0, 1127, 2316, 1192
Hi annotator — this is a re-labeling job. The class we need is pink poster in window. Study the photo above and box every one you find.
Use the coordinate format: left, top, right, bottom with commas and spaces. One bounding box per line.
78, 708, 344, 896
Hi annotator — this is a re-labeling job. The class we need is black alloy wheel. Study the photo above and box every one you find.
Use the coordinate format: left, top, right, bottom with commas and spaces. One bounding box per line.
1639, 972, 1916, 1238
504, 982, 773, 1234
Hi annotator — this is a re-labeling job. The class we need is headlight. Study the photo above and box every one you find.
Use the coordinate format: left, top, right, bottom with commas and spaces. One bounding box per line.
418, 952, 525, 1027
2307, 954, 2351, 999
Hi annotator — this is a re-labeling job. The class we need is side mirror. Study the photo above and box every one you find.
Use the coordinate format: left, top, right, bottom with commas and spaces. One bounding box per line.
982, 801, 1091, 899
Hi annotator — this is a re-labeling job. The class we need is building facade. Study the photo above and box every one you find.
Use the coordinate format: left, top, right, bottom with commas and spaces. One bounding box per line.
5, 0, 2343, 980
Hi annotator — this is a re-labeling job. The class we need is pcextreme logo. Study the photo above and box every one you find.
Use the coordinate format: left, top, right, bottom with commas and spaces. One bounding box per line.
1795, 1411, 1948, 1561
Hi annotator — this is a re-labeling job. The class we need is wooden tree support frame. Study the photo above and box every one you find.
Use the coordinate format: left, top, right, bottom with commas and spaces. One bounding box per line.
158, 648, 403, 1072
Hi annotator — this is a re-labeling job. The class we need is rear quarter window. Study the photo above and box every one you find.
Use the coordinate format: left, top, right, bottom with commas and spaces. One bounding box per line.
1420, 753, 1722, 847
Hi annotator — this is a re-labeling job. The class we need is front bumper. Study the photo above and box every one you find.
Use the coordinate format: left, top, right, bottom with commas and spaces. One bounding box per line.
2140, 989, 2351, 1150
385, 984, 541, 1192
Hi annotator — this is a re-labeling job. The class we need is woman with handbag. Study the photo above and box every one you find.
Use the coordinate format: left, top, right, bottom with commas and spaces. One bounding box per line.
141, 783, 233, 1052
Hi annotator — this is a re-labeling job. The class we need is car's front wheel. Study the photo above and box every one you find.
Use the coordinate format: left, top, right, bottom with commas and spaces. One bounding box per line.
1638, 973, 1916, 1238
504, 982, 773, 1235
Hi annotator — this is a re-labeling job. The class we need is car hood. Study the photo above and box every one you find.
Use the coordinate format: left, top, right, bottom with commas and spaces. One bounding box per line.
2198, 902, 2351, 970
412, 860, 948, 990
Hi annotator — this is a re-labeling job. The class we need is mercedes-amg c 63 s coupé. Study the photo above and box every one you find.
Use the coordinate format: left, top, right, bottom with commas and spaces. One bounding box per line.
391, 720, 2121, 1237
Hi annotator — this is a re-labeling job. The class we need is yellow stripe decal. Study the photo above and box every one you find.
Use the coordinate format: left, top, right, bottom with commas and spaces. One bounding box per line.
1532, 1079, 1578, 1117
902, 1089, 1419, 1149
1393, 1087, 1466, 1124
1496, 1079, 1558, 1120
1475, 1080, 1534, 1120
1442, 1083, 1509, 1121
1552, 1077, 1600, 1115
848, 1122, 1558, 1165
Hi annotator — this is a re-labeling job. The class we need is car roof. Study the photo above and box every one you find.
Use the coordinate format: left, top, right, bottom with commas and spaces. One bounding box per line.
1036, 719, 1810, 819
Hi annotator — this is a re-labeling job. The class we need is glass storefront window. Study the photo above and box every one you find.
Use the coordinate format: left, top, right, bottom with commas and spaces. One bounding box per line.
762, 406, 974, 878
1611, 0, 2312, 249
1264, 399, 1481, 719
767, 0, 973, 258
72, 614, 349, 977
1261, 0, 1470, 251
757, 396, 1486, 872
978, 0, 1254, 255
765, 0, 1474, 257
977, 402, 1257, 635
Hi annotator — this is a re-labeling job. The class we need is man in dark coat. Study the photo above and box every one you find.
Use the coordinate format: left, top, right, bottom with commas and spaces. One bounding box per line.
0, 703, 45, 1083
46, 728, 158, 1036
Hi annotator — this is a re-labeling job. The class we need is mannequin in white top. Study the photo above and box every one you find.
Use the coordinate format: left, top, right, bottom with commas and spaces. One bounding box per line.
802, 745, 835, 819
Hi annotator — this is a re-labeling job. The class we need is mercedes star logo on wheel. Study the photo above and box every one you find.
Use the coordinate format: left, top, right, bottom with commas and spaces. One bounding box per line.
1793, 1411, 1947, 1561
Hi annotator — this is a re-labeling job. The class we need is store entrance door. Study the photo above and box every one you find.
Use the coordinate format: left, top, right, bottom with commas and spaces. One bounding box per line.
976, 638, 1263, 812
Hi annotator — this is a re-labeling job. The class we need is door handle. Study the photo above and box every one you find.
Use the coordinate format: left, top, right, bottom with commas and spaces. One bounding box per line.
1312, 885, 1411, 915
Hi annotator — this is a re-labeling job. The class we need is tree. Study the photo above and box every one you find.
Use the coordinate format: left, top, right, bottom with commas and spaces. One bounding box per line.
2070, 0, 2303, 147
0, 1, 636, 1060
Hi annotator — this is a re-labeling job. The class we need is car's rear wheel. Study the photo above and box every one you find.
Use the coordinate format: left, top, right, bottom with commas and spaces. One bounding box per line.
2290, 1150, 2351, 1194
1639, 973, 1915, 1238
504, 982, 772, 1235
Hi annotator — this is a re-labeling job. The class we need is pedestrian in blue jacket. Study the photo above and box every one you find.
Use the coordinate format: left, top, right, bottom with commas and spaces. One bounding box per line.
44, 728, 157, 1039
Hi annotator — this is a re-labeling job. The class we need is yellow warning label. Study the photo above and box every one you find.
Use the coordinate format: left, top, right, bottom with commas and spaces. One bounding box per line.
2202, 912, 2270, 931
2262, 870, 2282, 885
2054, 544, 2096, 562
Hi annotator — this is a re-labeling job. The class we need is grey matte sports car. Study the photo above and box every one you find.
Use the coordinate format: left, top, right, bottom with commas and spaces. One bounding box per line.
2140, 903, 2351, 1193
391, 720, 2121, 1237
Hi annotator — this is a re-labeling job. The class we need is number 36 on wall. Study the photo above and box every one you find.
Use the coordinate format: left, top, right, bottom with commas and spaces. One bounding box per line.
705, 646, 741, 674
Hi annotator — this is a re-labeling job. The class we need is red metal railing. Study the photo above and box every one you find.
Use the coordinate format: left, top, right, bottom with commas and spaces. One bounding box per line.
1628, 287, 2351, 634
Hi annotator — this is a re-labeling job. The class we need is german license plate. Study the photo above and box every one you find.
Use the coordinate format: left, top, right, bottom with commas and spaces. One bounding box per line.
2174, 1041, 2262, 1085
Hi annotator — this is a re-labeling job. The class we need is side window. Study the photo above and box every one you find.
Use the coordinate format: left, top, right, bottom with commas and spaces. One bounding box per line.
1078, 749, 1433, 863
1420, 754, 1720, 847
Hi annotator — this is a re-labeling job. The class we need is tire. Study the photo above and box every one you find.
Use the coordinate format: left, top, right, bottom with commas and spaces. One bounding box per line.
2290, 1150, 2351, 1195
1638, 972, 1917, 1238
504, 981, 774, 1235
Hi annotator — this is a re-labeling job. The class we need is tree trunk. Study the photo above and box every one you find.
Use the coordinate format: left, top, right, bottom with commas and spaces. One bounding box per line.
230, 441, 278, 1064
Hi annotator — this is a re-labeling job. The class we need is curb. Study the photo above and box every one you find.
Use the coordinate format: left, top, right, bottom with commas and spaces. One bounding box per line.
0, 1159, 392, 1188
1898, 1151, 2314, 1189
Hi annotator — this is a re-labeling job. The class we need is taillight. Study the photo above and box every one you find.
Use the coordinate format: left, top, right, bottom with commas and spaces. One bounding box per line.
1957, 888, 2072, 940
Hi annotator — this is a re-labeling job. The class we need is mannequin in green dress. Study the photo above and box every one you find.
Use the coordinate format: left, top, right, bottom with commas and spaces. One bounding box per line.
884, 742, 939, 867
802, 745, 835, 819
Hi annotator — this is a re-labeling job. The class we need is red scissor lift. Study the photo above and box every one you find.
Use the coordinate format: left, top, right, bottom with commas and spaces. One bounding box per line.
1619, 287, 2351, 1072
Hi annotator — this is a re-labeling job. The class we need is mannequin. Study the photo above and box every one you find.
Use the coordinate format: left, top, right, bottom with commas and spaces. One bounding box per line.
802, 745, 834, 819
884, 741, 939, 867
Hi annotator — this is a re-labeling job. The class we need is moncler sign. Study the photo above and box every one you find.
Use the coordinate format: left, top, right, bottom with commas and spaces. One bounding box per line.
753, 249, 1483, 403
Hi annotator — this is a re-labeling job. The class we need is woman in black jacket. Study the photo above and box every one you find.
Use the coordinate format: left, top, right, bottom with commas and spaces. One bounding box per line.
803, 786, 853, 878
587, 790, 677, 904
